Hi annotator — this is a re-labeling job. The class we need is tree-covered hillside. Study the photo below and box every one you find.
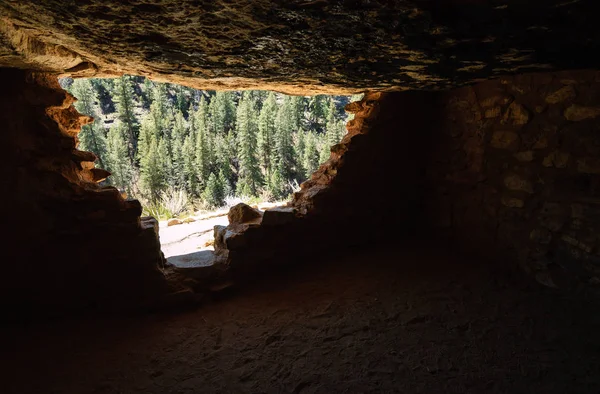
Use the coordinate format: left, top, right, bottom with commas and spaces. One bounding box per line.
61, 76, 361, 212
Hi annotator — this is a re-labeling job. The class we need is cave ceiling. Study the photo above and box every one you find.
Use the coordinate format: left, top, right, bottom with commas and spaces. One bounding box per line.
0, 0, 598, 94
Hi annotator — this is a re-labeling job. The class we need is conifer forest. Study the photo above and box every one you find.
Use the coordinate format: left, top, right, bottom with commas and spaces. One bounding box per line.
61, 76, 361, 215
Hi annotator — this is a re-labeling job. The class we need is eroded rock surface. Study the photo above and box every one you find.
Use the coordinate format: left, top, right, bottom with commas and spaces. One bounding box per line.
227, 203, 262, 225
0, 68, 169, 318
1, 1, 599, 93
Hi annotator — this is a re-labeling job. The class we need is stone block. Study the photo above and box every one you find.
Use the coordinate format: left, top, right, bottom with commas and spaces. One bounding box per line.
504, 174, 534, 193
480, 95, 512, 108
533, 137, 549, 150
577, 157, 600, 174
542, 151, 570, 168
213, 225, 228, 252
262, 207, 298, 226
484, 107, 502, 118
502, 102, 530, 125
530, 228, 552, 244
545, 85, 576, 104
564, 105, 600, 121
490, 130, 520, 150
224, 228, 249, 250
514, 151, 534, 162
501, 195, 525, 208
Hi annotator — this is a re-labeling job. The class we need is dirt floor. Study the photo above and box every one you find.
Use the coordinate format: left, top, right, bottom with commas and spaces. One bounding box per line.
2, 241, 600, 394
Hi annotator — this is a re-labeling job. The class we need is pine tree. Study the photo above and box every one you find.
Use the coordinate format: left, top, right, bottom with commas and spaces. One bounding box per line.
139, 137, 165, 201
68, 75, 357, 207
187, 101, 197, 146
273, 95, 298, 184
157, 136, 172, 189
303, 131, 320, 178
194, 96, 212, 192
113, 75, 139, 162
201, 172, 224, 209
170, 110, 187, 188
325, 98, 339, 147
174, 84, 190, 116
319, 98, 346, 163
268, 164, 287, 200
106, 123, 135, 193
214, 132, 235, 195
249, 91, 268, 111
219, 168, 232, 199
258, 92, 277, 181
149, 83, 171, 140
70, 79, 108, 169
140, 78, 154, 110
291, 95, 305, 132
70, 78, 96, 116
181, 135, 197, 195
208, 91, 236, 135
319, 132, 331, 164
307, 95, 328, 132
235, 94, 263, 197
80, 123, 109, 170
90, 79, 115, 114
137, 114, 157, 163
295, 130, 307, 180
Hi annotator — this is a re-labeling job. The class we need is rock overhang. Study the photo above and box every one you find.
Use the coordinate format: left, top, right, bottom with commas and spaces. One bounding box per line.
0, 0, 599, 94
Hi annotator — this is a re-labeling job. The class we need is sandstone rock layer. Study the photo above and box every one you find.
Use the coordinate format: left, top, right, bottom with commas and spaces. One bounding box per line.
1, 1, 599, 93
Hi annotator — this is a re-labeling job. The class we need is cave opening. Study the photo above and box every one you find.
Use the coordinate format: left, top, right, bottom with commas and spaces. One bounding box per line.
60, 74, 363, 279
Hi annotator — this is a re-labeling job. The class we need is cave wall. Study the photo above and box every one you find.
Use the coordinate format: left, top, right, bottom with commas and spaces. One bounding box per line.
425, 70, 600, 288
215, 71, 600, 292
4, 65, 600, 317
0, 68, 168, 318
211, 91, 435, 278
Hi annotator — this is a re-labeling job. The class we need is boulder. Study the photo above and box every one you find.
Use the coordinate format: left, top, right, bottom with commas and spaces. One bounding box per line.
167, 218, 183, 226
183, 217, 196, 223
228, 203, 262, 225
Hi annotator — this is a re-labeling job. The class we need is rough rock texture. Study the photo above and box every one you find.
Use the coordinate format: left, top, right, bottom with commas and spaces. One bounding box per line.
0, 68, 168, 319
167, 218, 183, 226
208, 91, 430, 279
201, 72, 600, 293
227, 203, 262, 225
1, 1, 600, 93
425, 70, 600, 288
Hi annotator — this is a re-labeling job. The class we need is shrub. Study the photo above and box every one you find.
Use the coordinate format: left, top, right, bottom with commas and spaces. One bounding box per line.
160, 187, 189, 217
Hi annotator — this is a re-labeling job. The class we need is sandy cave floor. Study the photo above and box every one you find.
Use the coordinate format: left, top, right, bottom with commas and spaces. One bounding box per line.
2, 242, 600, 394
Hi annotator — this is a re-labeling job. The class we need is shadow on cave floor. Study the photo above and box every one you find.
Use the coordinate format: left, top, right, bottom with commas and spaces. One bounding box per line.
1, 239, 600, 394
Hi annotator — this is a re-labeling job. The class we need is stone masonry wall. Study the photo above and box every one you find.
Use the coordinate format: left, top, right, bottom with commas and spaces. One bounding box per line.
0, 68, 168, 319
425, 70, 600, 289
210, 91, 435, 279
213, 71, 600, 292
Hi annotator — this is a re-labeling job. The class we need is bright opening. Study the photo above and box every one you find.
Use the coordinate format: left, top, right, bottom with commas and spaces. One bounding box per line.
61, 76, 362, 256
